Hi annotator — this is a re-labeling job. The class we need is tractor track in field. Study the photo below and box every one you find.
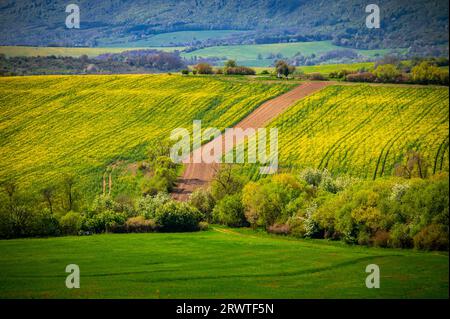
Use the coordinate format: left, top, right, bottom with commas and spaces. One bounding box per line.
172, 81, 330, 201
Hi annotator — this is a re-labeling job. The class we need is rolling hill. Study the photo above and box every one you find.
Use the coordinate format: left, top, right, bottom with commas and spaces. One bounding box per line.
0, 75, 292, 198
182, 41, 396, 67
0, 0, 448, 51
242, 84, 449, 179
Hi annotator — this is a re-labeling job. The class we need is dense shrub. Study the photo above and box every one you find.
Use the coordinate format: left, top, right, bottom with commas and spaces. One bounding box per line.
411, 62, 446, 85
90, 194, 115, 214
267, 223, 290, 235
373, 64, 402, 83
389, 223, 413, 248
81, 210, 127, 233
307, 72, 327, 81
125, 216, 156, 233
138, 192, 172, 219
311, 174, 449, 250
300, 168, 324, 187
198, 221, 209, 231
224, 66, 256, 75
0, 206, 61, 238
188, 188, 215, 222
413, 224, 449, 251
212, 194, 247, 227
60, 211, 82, 235
154, 201, 203, 232
287, 216, 306, 237
330, 69, 353, 79
181, 69, 189, 75
372, 230, 390, 247
210, 165, 247, 201
345, 72, 376, 82
242, 174, 309, 228
28, 209, 60, 237
194, 63, 213, 75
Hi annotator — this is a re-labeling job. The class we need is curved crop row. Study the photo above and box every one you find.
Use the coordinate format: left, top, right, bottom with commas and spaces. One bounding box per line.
0, 74, 292, 196
258, 85, 449, 178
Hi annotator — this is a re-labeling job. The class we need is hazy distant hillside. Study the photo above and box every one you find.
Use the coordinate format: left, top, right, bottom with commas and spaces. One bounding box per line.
0, 0, 448, 50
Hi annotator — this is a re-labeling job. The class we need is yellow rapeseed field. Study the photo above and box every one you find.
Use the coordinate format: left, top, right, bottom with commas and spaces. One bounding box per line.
267, 85, 449, 178
0, 74, 292, 195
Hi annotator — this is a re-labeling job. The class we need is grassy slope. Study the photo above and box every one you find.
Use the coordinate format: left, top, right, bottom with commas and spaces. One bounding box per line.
0, 46, 185, 58
182, 41, 399, 67
97, 30, 250, 47
0, 75, 292, 196
242, 85, 449, 179
0, 227, 447, 298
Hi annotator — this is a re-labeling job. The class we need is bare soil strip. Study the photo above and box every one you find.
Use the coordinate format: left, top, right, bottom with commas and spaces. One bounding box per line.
172, 81, 330, 201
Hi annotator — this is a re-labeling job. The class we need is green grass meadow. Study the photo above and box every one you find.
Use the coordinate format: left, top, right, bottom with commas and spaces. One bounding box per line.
0, 46, 185, 58
96, 30, 250, 47
0, 227, 447, 298
182, 41, 400, 67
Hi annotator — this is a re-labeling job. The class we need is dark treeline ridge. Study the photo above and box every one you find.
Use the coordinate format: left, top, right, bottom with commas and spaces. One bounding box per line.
0, 0, 448, 51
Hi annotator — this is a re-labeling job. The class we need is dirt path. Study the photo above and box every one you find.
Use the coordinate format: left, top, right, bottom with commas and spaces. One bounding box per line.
172, 81, 330, 201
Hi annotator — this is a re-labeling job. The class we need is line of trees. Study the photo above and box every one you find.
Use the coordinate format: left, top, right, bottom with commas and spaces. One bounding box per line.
2, 151, 448, 251
332, 57, 449, 86
0, 50, 187, 76
182, 60, 256, 76
190, 161, 448, 251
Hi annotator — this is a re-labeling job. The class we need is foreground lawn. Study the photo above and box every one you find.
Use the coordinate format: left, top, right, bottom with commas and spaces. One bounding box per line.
0, 227, 447, 298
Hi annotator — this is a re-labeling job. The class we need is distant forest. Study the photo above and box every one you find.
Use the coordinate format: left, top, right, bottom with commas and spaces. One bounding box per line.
0, 0, 448, 51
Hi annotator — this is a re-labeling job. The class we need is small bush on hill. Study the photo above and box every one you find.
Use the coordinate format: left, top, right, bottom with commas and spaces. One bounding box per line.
154, 201, 203, 232
267, 223, 290, 235
412, 61, 447, 85
373, 64, 402, 83
138, 192, 172, 219
189, 188, 215, 222
60, 211, 82, 235
125, 216, 156, 233
307, 72, 327, 81
198, 221, 209, 231
345, 72, 376, 82
194, 63, 213, 75
413, 224, 449, 251
224, 66, 256, 75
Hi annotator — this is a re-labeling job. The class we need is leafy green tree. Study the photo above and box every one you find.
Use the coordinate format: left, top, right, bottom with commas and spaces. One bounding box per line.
41, 185, 56, 214
194, 63, 213, 74
411, 62, 442, 84
212, 193, 247, 227
224, 60, 237, 68
275, 60, 295, 78
210, 164, 247, 201
189, 188, 215, 222
154, 201, 203, 232
60, 211, 83, 235
373, 64, 401, 82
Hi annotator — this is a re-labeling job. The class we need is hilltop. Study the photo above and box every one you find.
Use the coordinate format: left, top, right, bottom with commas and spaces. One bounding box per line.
0, 0, 448, 51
